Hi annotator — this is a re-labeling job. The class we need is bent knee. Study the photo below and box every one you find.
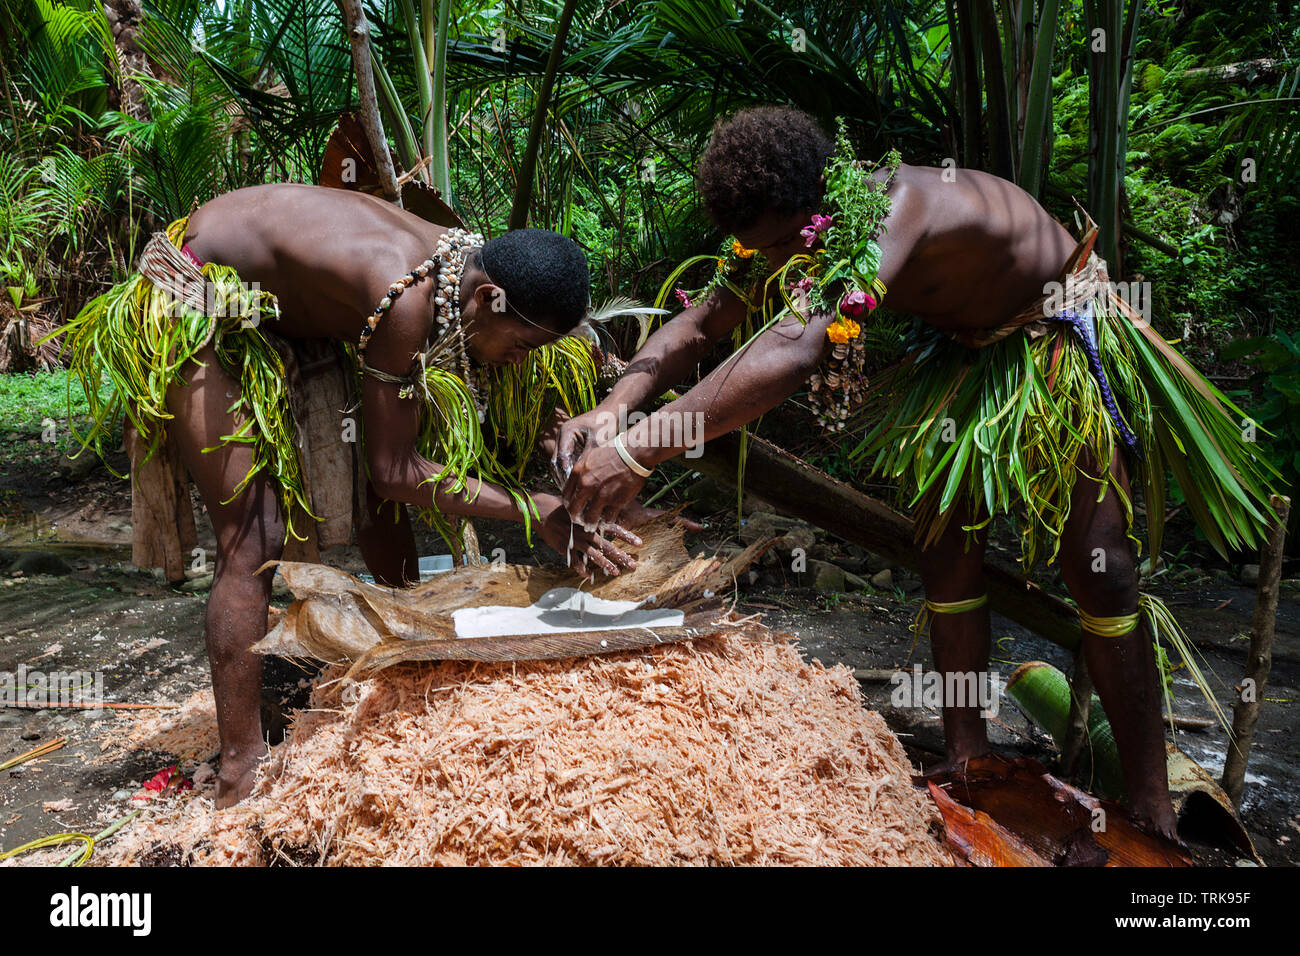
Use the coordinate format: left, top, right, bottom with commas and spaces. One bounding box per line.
1061, 544, 1139, 612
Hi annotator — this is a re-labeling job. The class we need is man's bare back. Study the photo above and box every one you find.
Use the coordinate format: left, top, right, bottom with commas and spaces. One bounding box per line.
184, 183, 446, 342
857, 165, 1077, 331
878, 165, 1078, 327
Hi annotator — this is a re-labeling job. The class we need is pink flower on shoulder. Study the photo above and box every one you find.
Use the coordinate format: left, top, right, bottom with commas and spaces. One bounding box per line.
674, 288, 694, 309
800, 213, 834, 248
839, 289, 878, 319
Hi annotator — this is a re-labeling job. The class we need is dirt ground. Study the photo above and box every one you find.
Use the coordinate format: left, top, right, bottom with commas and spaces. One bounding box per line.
1, 454, 1297, 866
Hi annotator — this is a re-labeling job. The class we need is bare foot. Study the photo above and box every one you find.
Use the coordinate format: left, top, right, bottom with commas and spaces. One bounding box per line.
214, 743, 270, 809
1128, 799, 1183, 846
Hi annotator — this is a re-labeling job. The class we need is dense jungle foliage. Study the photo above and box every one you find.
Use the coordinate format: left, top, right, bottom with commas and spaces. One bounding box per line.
1, 0, 1296, 544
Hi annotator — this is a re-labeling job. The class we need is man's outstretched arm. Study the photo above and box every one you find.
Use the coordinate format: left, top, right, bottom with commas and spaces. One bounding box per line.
563, 306, 835, 527
360, 375, 640, 575
554, 289, 747, 476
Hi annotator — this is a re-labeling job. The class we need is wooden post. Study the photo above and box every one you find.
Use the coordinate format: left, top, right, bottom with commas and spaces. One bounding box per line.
125, 419, 197, 584
1222, 494, 1291, 807
340, 0, 402, 206
1060, 649, 1093, 777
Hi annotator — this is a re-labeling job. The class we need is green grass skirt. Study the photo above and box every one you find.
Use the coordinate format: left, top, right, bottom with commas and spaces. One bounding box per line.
52, 220, 596, 546
52, 219, 312, 537
852, 298, 1280, 570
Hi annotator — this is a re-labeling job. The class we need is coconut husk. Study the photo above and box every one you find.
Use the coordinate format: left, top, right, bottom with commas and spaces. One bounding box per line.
924, 754, 1193, 867
88, 519, 949, 866
253, 516, 772, 675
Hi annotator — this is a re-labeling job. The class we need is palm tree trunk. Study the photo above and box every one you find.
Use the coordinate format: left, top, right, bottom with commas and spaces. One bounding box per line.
102, 1, 155, 249
948, 0, 985, 171
1084, 0, 1144, 274
976, 0, 1015, 181
507, 0, 579, 230
102, 1, 152, 120
340, 0, 401, 206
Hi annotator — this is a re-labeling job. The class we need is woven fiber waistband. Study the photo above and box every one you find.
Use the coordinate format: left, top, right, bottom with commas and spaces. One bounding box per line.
138, 230, 208, 313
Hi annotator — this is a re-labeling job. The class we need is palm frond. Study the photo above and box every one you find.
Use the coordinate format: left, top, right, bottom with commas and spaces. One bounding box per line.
584, 294, 666, 349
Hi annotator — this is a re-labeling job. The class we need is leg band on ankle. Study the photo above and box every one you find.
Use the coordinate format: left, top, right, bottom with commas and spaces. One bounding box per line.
925, 594, 990, 615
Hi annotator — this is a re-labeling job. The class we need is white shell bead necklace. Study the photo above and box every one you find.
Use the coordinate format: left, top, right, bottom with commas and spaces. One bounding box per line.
357, 227, 487, 422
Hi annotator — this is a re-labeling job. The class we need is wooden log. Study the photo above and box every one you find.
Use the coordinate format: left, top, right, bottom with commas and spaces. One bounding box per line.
1221, 494, 1291, 807
691, 432, 1084, 651
1163, 714, 1215, 732
1171, 59, 1287, 90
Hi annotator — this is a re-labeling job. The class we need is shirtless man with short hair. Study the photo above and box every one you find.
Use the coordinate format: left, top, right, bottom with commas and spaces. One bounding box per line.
64, 183, 645, 805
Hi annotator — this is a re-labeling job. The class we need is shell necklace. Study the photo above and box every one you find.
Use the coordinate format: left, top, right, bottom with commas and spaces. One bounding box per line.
357, 227, 487, 421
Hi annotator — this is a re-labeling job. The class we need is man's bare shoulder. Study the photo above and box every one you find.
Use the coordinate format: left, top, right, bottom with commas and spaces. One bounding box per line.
889, 163, 1061, 235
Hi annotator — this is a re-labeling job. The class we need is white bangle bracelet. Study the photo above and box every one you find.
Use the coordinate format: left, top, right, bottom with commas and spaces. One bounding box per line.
614, 432, 654, 478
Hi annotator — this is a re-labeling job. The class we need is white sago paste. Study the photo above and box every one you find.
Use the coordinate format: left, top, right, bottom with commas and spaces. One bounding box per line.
452, 587, 685, 639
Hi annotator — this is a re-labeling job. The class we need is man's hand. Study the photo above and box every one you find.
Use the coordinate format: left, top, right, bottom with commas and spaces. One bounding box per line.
534, 406, 570, 464
616, 498, 705, 534
552, 407, 608, 486
534, 493, 641, 578
562, 441, 647, 530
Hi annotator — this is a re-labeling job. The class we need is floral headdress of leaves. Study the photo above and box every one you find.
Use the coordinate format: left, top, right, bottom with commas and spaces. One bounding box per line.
655, 118, 901, 355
